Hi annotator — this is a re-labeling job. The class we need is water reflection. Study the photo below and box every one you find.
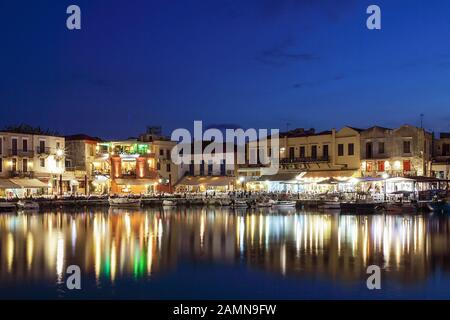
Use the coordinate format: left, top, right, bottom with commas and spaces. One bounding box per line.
1, 207, 450, 294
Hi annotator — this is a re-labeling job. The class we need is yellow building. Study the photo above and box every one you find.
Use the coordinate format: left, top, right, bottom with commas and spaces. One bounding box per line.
239, 127, 362, 192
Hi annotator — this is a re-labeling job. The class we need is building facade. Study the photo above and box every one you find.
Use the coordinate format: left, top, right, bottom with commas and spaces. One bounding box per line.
0, 130, 66, 196
432, 132, 450, 179
360, 125, 433, 178
239, 127, 362, 192
65, 134, 103, 195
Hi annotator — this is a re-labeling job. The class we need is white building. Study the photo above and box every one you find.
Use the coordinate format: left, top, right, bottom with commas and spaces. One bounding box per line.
0, 129, 66, 197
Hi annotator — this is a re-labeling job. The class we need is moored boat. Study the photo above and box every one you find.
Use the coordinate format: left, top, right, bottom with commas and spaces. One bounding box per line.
231, 200, 248, 208
273, 200, 296, 208
108, 197, 141, 207
256, 199, 275, 207
17, 200, 39, 210
386, 202, 417, 214
0, 202, 17, 212
319, 201, 341, 210
162, 199, 177, 206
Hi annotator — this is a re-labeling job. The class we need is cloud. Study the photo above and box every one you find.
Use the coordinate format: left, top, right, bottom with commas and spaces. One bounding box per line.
256, 38, 319, 67
293, 74, 345, 89
205, 123, 242, 130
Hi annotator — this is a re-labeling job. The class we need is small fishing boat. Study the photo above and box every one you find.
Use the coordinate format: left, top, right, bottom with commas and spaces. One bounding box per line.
0, 202, 17, 212
231, 200, 248, 208
219, 199, 232, 206
108, 197, 141, 207
17, 200, 39, 210
386, 202, 417, 214
162, 199, 177, 206
256, 199, 275, 207
319, 201, 341, 210
273, 200, 296, 208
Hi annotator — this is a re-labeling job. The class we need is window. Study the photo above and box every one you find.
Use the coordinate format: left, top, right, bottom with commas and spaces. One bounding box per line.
0, 138, 2, 155
378, 142, 385, 154
220, 160, 226, 175
56, 142, 60, 149
12, 158, 17, 171
366, 161, 373, 172
166, 163, 171, 172
40, 158, 45, 167
323, 145, 329, 158
403, 160, 411, 172
443, 143, 450, 156
300, 146, 305, 158
289, 147, 295, 159
12, 138, 18, 156
39, 140, 45, 153
0, 158, 2, 172
366, 142, 373, 158
207, 161, 213, 176
377, 161, 385, 172
166, 149, 171, 160
348, 143, 354, 156
189, 160, 194, 175
200, 160, 205, 175
338, 144, 344, 156
159, 149, 164, 156
311, 146, 317, 159
22, 159, 28, 172
156, 160, 161, 170
22, 139, 28, 152
403, 141, 411, 154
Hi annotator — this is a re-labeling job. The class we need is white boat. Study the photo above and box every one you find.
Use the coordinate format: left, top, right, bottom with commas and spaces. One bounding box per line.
319, 201, 341, 210
273, 200, 296, 208
232, 200, 248, 208
256, 199, 275, 207
219, 199, 231, 206
162, 199, 177, 206
108, 197, 141, 207
0, 202, 17, 212
17, 200, 40, 210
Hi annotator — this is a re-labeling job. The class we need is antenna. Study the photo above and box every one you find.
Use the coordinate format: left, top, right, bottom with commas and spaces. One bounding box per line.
420, 114, 424, 129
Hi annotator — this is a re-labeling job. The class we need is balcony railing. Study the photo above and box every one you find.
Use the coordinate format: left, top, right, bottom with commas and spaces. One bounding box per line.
280, 156, 329, 164
9, 170, 34, 178
7, 149, 34, 157
36, 147, 51, 155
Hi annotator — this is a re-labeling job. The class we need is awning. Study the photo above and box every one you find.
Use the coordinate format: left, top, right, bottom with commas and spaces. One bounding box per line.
301, 170, 357, 179
0, 179, 20, 189
259, 172, 301, 182
10, 179, 49, 188
176, 176, 235, 187
115, 178, 156, 186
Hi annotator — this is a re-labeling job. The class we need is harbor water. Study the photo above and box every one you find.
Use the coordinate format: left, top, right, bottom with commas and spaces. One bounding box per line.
1, 207, 450, 299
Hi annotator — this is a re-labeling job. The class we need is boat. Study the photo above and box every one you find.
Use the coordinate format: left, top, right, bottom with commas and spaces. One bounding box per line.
231, 200, 248, 208
256, 199, 275, 207
17, 200, 39, 210
319, 201, 341, 210
386, 202, 417, 214
273, 200, 296, 208
0, 202, 17, 212
219, 199, 232, 206
108, 197, 141, 207
162, 199, 177, 206
428, 200, 450, 213
340, 201, 378, 214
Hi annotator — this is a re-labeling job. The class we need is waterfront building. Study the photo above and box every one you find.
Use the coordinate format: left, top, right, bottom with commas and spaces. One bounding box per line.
240, 127, 362, 192
65, 134, 103, 195
432, 132, 450, 179
174, 141, 237, 192
0, 128, 66, 197
94, 129, 179, 194
360, 125, 433, 178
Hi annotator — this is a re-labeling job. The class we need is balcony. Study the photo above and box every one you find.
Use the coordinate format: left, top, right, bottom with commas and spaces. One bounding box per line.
9, 170, 34, 178
280, 156, 330, 164
7, 149, 34, 157
36, 147, 51, 155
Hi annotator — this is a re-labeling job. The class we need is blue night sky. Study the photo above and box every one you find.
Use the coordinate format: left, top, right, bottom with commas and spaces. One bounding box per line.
1, 0, 450, 139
